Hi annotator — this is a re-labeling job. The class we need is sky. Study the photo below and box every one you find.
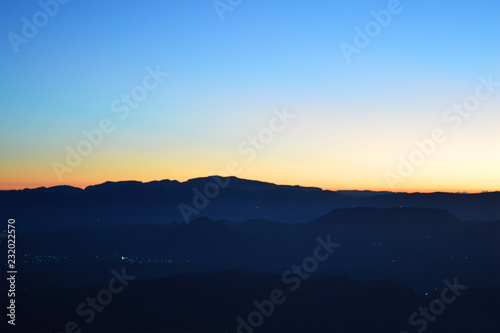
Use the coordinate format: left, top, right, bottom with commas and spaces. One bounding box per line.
0, 0, 499, 192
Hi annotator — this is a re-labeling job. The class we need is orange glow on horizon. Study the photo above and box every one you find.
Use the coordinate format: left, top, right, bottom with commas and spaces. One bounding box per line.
0, 174, 497, 194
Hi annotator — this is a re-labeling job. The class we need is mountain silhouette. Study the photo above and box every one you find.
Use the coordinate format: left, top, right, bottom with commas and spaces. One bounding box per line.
2, 177, 499, 332
1, 176, 498, 231
17, 207, 500, 290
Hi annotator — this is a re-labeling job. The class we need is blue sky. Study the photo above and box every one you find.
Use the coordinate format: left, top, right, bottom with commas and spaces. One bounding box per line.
1, 0, 499, 191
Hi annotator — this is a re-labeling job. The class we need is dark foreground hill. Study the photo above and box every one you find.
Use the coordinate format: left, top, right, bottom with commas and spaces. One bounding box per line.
15, 208, 500, 290
1, 176, 499, 231
6, 271, 499, 333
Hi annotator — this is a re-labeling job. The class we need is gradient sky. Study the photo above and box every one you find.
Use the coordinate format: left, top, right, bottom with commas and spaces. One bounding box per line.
1, 0, 499, 192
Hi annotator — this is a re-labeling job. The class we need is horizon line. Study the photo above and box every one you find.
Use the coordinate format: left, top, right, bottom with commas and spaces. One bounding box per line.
0, 175, 497, 194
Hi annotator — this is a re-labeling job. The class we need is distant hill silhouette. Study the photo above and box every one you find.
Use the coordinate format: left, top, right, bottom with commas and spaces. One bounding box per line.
17, 207, 500, 290
1, 176, 499, 231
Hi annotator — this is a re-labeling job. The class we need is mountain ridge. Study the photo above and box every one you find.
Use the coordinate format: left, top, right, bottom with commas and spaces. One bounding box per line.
1, 176, 499, 231
6, 175, 499, 194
